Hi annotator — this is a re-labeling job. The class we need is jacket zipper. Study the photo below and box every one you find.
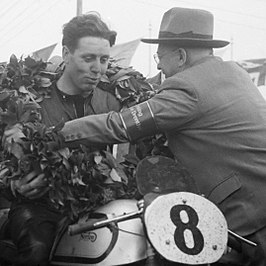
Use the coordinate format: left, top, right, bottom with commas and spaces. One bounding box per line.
72, 102, 86, 118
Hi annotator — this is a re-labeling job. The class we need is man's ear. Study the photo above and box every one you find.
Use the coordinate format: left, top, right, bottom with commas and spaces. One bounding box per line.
177, 48, 187, 67
62, 45, 70, 64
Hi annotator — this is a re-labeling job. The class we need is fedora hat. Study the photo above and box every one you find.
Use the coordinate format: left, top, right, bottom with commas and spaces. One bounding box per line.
141, 7, 229, 48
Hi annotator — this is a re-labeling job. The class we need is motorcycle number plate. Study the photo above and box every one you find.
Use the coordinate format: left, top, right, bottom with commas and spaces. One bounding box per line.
145, 192, 228, 265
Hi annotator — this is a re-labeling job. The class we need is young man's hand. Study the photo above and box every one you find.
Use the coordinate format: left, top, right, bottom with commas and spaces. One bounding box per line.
11, 171, 49, 199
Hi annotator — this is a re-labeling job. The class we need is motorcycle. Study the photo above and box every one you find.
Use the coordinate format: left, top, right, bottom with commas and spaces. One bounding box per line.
0, 156, 257, 266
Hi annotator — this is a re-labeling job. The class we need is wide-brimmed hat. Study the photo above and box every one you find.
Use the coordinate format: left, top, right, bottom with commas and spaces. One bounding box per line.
141, 7, 229, 48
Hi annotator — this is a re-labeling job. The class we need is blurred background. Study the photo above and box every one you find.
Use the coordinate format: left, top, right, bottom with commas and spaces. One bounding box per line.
0, 0, 265, 86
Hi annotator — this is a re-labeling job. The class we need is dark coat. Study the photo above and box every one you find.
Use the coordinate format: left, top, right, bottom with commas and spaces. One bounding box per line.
149, 56, 266, 235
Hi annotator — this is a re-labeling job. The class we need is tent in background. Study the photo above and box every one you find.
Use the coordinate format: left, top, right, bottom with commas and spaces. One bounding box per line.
238, 58, 266, 99
110, 38, 140, 67
238, 58, 266, 86
31, 43, 57, 62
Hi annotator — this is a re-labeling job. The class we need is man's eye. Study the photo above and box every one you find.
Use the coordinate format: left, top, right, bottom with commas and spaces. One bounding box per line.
84, 57, 93, 62
100, 57, 109, 64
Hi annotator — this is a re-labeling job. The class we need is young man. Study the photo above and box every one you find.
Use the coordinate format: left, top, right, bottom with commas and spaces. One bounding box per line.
1, 13, 120, 266
54, 7, 266, 266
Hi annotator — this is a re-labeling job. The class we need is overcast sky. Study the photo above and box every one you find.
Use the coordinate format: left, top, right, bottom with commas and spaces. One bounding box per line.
0, 0, 265, 77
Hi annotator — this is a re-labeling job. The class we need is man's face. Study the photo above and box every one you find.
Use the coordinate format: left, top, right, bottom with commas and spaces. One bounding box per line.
155, 45, 180, 78
64, 36, 110, 95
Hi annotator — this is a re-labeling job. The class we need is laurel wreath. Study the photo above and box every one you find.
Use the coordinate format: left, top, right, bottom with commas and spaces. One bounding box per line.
0, 54, 163, 219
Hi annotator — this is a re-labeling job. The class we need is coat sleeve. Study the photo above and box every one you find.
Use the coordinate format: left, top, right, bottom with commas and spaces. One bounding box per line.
61, 77, 199, 144
61, 111, 129, 144
61, 101, 159, 144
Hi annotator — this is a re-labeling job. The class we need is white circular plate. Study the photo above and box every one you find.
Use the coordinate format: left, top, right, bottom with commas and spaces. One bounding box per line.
145, 192, 228, 265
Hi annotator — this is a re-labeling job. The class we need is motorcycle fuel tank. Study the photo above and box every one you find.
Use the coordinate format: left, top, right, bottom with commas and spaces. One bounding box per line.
50, 199, 148, 266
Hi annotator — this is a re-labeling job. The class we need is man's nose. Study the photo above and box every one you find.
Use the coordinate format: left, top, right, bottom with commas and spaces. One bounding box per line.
91, 59, 101, 73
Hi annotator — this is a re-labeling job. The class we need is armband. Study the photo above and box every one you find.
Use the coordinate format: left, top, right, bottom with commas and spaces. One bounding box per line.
119, 101, 158, 141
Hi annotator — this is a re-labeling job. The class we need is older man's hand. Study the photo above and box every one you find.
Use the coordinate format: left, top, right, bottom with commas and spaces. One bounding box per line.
11, 171, 49, 200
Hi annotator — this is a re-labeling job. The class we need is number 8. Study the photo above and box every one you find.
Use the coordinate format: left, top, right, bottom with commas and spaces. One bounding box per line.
170, 205, 204, 255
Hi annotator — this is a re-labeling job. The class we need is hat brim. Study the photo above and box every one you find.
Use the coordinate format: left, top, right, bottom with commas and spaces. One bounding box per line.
141, 38, 229, 48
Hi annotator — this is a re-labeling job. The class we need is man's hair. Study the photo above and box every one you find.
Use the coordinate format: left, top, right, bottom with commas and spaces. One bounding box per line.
62, 12, 117, 52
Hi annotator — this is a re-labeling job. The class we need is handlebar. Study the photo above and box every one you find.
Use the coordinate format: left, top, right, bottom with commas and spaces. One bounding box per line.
68, 208, 143, 236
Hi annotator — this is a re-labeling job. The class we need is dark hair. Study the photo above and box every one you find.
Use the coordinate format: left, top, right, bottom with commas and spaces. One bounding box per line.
62, 12, 117, 52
